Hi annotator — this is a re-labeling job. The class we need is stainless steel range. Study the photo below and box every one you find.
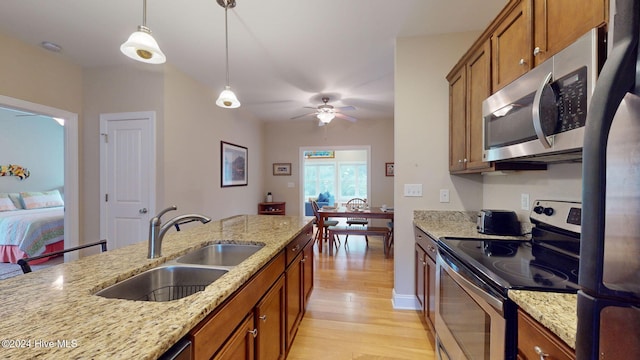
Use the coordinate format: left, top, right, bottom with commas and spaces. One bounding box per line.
435, 200, 581, 360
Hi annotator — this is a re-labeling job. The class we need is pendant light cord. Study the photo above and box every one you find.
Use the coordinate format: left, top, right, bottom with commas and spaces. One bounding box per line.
142, 0, 147, 27
224, 1, 230, 86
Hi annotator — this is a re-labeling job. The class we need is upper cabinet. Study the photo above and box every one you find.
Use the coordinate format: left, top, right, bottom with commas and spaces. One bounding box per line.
447, 0, 608, 174
492, 0, 532, 91
532, 0, 608, 65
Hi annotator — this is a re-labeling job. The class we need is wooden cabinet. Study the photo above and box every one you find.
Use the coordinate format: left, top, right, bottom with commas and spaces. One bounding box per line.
492, 0, 532, 91
255, 277, 286, 360
285, 226, 314, 350
517, 309, 575, 360
414, 226, 438, 336
448, 41, 493, 173
190, 223, 313, 360
532, 0, 608, 65
258, 202, 286, 215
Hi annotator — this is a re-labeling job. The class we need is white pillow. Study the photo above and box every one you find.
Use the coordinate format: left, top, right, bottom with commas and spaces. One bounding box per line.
20, 190, 64, 209
0, 194, 17, 212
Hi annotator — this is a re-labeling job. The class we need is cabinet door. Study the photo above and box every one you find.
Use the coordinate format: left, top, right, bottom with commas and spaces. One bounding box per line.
415, 244, 426, 311
213, 314, 255, 360
425, 254, 437, 331
449, 68, 467, 172
533, 0, 607, 65
256, 277, 285, 360
492, 0, 532, 91
466, 40, 492, 171
302, 239, 314, 308
285, 252, 303, 348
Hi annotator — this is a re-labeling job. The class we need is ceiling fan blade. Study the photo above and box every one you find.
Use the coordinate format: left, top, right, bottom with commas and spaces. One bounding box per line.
336, 105, 356, 111
335, 113, 357, 122
303, 106, 318, 110
290, 112, 316, 120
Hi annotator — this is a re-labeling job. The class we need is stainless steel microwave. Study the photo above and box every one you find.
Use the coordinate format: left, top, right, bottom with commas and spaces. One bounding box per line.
482, 28, 605, 163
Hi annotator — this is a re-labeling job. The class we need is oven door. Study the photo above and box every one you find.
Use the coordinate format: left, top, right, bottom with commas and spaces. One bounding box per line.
435, 251, 511, 360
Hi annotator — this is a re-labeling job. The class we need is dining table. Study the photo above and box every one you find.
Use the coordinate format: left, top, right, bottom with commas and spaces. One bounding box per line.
317, 206, 394, 254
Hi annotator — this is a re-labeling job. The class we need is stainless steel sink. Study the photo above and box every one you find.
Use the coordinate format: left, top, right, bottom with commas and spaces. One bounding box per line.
95, 265, 228, 302
175, 244, 264, 267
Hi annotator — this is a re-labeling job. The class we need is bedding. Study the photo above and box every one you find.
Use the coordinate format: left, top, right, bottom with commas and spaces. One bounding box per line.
0, 207, 64, 263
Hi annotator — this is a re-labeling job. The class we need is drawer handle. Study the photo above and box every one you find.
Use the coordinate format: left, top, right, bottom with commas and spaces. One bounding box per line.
534, 346, 548, 359
249, 329, 258, 338
259, 315, 267, 322
291, 246, 299, 252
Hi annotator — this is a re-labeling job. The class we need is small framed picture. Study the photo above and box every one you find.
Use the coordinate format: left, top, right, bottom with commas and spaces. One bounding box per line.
273, 163, 292, 176
385, 162, 394, 177
221, 141, 248, 187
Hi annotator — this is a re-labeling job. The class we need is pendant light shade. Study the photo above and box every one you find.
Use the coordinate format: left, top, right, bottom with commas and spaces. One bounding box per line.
121, 0, 166, 64
216, 0, 240, 108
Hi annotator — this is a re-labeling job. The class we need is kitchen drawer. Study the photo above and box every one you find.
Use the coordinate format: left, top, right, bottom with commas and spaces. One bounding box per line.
414, 226, 438, 261
285, 224, 313, 266
517, 308, 575, 360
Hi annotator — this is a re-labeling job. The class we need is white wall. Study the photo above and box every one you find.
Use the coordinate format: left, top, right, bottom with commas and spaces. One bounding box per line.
0, 112, 64, 193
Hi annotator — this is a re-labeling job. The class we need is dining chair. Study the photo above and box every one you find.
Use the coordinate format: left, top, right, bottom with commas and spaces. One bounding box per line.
18, 240, 108, 274
311, 200, 339, 250
345, 198, 369, 245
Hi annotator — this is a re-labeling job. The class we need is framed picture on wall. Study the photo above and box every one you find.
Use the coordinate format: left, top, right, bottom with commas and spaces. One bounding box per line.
273, 163, 291, 176
385, 162, 394, 176
221, 141, 248, 187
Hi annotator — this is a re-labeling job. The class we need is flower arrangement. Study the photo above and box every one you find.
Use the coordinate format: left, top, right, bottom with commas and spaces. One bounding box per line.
0, 164, 30, 180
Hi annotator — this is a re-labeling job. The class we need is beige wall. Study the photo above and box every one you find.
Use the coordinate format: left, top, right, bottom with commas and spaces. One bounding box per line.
263, 118, 394, 217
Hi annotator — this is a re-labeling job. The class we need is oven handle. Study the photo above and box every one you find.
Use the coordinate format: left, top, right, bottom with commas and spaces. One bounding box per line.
437, 252, 505, 315
532, 71, 554, 149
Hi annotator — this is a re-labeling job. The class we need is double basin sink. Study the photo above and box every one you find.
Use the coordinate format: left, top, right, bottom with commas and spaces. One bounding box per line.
95, 243, 264, 302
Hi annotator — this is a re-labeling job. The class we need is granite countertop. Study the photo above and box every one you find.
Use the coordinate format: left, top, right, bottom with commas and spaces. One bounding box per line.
0, 215, 313, 359
413, 210, 576, 349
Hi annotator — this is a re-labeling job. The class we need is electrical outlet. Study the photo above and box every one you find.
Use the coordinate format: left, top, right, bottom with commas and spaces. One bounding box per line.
403, 184, 423, 197
521, 193, 530, 210
439, 189, 450, 203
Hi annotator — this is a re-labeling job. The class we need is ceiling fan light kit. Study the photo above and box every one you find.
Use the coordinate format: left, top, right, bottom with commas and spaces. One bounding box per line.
216, 0, 241, 109
292, 96, 357, 124
317, 111, 335, 123
120, 0, 166, 64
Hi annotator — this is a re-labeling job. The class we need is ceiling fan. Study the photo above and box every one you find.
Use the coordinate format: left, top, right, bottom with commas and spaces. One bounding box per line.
291, 97, 357, 125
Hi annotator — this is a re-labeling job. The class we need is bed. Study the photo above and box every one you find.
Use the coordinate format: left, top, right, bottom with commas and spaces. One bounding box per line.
0, 191, 65, 264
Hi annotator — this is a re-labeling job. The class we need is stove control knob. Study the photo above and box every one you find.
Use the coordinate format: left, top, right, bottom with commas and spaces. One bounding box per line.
533, 206, 544, 214
543, 207, 555, 216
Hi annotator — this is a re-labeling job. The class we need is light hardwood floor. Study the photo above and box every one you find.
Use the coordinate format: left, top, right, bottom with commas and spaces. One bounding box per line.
287, 234, 436, 360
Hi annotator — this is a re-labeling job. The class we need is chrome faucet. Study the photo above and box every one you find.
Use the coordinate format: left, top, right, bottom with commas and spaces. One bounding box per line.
148, 205, 212, 259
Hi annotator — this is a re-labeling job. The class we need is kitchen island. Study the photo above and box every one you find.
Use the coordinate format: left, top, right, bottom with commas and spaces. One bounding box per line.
0, 214, 313, 359
414, 210, 578, 351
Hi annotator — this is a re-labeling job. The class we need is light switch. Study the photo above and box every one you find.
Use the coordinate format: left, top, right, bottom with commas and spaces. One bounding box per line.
521, 193, 530, 210
404, 184, 423, 197
287, 182, 295, 188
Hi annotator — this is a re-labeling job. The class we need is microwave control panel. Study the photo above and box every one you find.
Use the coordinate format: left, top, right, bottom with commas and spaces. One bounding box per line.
553, 66, 588, 134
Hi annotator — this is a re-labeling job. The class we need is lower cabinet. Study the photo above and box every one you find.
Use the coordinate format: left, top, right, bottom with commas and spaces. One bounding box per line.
517, 309, 575, 360
414, 226, 438, 337
189, 223, 313, 360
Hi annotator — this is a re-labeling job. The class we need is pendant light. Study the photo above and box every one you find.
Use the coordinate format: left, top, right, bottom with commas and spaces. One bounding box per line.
120, 0, 166, 64
216, 0, 241, 108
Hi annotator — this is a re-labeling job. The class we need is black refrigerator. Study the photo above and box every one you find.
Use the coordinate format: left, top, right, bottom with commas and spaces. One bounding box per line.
579, 0, 640, 359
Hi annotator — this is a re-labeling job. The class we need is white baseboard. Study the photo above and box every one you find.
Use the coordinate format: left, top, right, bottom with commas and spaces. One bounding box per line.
391, 289, 420, 310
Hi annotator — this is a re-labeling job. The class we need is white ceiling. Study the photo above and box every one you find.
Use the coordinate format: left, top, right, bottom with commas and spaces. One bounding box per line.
0, 0, 506, 122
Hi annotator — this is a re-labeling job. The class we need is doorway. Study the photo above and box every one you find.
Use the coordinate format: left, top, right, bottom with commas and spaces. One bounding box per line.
299, 146, 370, 215
0, 95, 80, 257
99, 111, 156, 250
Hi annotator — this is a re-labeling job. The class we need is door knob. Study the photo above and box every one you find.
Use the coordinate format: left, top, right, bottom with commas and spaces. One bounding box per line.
139, 208, 148, 214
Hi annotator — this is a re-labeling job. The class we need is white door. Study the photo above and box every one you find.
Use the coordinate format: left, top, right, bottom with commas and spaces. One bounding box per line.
100, 112, 155, 250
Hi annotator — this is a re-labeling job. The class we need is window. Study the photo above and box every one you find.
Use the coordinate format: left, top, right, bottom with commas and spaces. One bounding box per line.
338, 163, 367, 200
304, 163, 336, 198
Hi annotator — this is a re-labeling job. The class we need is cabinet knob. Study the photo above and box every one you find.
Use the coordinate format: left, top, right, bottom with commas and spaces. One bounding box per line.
463, 158, 468, 163
259, 315, 267, 322
301, 257, 306, 263
534, 346, 549, 359
533, 47, 542, 56
458, 159, 463, 163
249, 329, 258, 338
519, 58, 526, 66
291, 246, 299, 252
